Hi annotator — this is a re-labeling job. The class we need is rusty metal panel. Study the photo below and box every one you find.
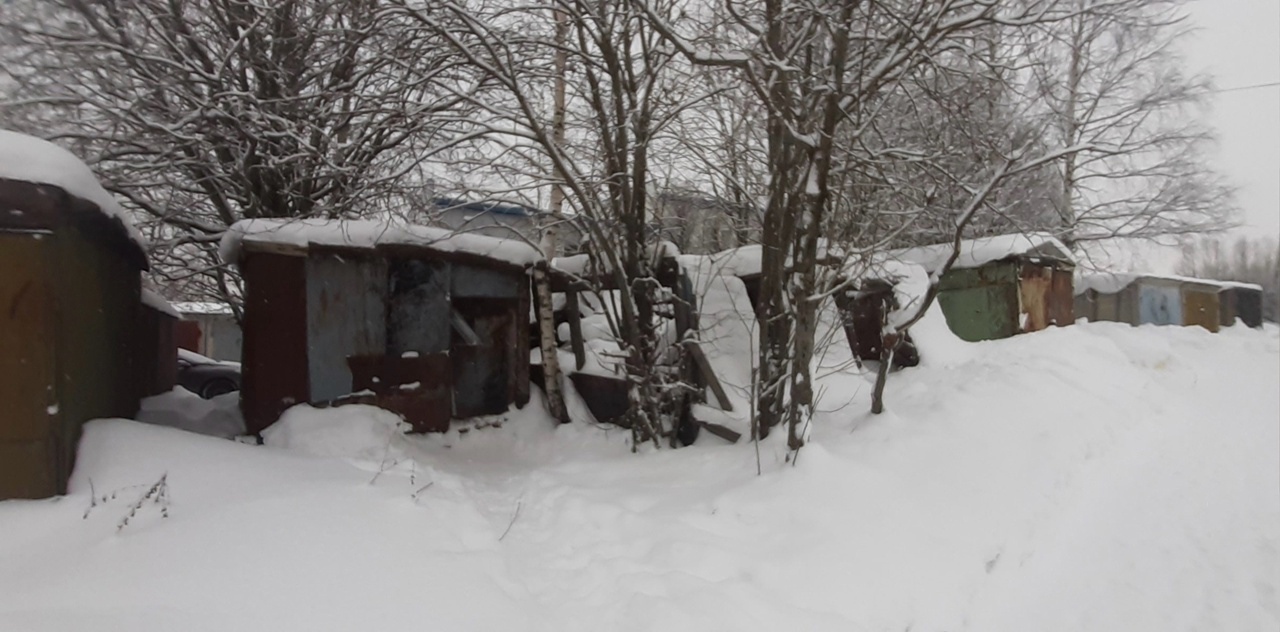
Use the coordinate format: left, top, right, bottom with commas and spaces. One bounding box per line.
451, 263, 521, 298
1018, 264, 1052, 332
241, 252, 310, 435
452, 299, 515, 418
1048, 267, 1075, 326
1182, 287, 1219, 332
388, 258, 451, 355
306, 253, 388, 402
348, 354, 452, 433
1139, 282, 1181, 325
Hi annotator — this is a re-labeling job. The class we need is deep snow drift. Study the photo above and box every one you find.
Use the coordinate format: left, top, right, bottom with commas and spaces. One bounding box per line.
0, 323, 1276, 632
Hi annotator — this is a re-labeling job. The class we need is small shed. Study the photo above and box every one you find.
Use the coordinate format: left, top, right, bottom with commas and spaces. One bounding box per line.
1217, 282, 1264, 328
0, 130, 153, 499
892, 233, 1076, 342
173, 301, 243, 362
140, 289, 181, 397
1075, 273, 1262, 332
221, 219, 543, 435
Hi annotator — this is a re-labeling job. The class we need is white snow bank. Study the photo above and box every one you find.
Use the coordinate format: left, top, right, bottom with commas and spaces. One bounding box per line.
140, 288, 181, 319
136, 387, 245, 438
261, 404, 412, 463
0, 324, 1275, 632
906, 301, 977, 367
219, 218, 543, 267
1076, 271, 1264, 295
892, 231, 1073, 273
0, 129, 145, 247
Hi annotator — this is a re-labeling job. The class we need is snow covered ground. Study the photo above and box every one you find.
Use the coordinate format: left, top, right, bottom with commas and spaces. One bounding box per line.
0, 322, 1276, 632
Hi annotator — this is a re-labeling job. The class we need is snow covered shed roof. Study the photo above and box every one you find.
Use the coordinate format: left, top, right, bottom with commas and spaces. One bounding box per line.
890, 232, 1073, 274
0, 129, 146, 253
141, 288, 182, 319
1075, 272, 1263, 296
220, 218, 544, 270
172, 301, 234, 316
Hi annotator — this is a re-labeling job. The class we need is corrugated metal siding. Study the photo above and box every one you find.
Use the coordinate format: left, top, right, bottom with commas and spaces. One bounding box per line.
241, 252, 310, 435
305, 253, 388, 403
1139, 283, 1181, 325
0, 232, 59, 499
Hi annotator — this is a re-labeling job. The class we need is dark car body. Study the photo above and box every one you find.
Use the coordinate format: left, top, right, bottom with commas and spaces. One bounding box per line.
177, 349, 241, 399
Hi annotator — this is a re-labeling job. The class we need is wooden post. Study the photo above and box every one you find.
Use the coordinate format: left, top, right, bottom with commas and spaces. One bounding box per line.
683, 340, 733, 412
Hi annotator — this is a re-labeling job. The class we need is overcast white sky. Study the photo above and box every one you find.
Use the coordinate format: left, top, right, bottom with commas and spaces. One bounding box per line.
1182, 0, 1280, 237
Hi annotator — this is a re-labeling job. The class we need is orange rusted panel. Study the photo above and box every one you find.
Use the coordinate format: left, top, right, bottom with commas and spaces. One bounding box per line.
1018, 264, 1052, 332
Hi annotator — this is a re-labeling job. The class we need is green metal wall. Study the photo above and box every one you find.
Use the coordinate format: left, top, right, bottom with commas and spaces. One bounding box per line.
935, 263, 1020, 342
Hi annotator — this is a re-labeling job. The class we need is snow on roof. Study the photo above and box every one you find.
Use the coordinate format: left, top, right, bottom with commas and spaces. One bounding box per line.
1076, 272, 1263, 296
0, 129, 145, 248
552, 242, 680, 278
890, 232, 1073, 274
703, 240, 842, 278
173, 301, 234, 315
219, 218, 544, 267
141, 288, 182, 319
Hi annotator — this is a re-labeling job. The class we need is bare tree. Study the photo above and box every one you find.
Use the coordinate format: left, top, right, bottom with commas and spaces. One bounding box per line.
391, 0, 703, 447
1, 0, 480, 307
640, 0, 1101, 451
1023, 0, 1235, 247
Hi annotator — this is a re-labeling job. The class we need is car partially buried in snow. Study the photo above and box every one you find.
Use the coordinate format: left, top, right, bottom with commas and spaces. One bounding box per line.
177, 348, 241, 399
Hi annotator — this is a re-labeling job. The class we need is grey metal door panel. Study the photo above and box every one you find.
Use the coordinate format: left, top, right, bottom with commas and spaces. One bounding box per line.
306, 255, 388, 402
1138, 284, 1181, 326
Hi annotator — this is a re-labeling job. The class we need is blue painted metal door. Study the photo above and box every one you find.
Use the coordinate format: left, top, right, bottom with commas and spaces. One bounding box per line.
1138, 284, 1181, 326
306, 255, 388, 402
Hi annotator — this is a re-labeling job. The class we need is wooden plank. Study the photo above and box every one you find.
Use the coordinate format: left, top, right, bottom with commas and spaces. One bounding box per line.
565, 288, 585, 371
696, 420, 742, 444
683, 340, 732, 412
